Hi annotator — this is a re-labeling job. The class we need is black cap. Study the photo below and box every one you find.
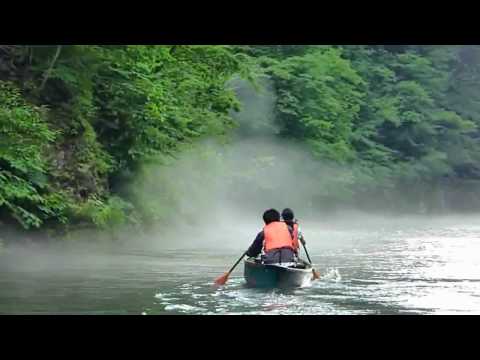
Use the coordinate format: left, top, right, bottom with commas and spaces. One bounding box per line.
281, 208, 294, 221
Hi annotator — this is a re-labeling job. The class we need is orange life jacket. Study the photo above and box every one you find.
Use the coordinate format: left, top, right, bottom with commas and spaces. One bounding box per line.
263, 221, 295, 252
283, 221, 299, 250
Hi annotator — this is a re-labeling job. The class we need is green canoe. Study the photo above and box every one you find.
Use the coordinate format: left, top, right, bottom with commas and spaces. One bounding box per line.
244, 258, 313, 288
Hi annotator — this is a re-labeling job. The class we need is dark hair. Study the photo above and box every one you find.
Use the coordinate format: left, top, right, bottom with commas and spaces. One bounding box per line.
263, 209, 280, 224
281, 208, 295, 221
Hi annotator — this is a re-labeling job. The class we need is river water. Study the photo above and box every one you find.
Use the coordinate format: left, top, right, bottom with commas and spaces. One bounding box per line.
1, 215, 480, 315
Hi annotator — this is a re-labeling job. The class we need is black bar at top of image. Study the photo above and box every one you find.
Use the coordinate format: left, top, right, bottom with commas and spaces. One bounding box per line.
1, 9, 479, 44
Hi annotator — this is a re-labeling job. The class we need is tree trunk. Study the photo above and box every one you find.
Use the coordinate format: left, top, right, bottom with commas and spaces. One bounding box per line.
39, 45, 62, 91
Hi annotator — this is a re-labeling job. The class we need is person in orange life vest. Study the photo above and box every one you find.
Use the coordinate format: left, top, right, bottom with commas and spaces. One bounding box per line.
281, 208, 306, 256
246, 208, 296, 264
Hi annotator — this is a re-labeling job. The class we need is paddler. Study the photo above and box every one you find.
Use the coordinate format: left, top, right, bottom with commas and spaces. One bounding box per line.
281, 208, 306, 256
246, 208, 296, 264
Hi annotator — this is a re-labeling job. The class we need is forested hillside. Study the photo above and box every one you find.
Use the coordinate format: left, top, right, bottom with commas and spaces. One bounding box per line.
2, 45, 480, 240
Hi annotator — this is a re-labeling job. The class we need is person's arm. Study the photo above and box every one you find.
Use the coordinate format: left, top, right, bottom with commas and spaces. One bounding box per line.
246, 231, 264, 258
295, 220, 306, 247
298, 226, 306, 245
287, 224, 300, 253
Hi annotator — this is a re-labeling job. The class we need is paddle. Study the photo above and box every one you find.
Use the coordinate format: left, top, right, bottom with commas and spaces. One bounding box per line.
214, 251, 247, 286
301, 241, 321, 280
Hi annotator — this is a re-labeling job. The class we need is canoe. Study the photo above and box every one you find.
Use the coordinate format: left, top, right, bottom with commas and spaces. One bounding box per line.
244, 258, 313, 288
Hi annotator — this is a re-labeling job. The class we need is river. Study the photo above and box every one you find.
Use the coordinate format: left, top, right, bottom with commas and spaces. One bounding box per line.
1, 215, 480, 315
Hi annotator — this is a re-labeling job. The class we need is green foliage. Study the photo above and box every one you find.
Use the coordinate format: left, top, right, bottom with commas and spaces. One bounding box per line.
92, 45, 245, 170
238, 45, 480, 211
0, 81, 69, 228
72, 195, 132, 229
269, 48, 364, 162
4, 44, 480, 234
0, 45, 250, 232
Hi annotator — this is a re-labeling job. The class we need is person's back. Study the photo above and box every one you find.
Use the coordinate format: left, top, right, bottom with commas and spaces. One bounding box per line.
246, 209, 297, 265
281, 208, 306, 255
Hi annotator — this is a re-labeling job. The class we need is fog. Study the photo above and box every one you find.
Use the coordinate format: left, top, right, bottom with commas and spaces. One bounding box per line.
2, 77, 480, 258
124, 77, 353, 251
118, 77, 480, 253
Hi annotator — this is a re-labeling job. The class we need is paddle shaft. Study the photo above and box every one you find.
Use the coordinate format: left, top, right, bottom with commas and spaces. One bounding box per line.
301, 240, 320, 279
227, 251, 247, 275
296, 222, 314, 266
301, 242, 313, 265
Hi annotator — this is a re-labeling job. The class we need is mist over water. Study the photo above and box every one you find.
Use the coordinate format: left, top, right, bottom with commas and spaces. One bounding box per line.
128, 77, 362, 251
2, 78, 480, 314
2, 214, 480, 314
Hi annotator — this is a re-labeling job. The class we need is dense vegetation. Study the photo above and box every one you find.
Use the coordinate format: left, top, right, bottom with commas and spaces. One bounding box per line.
2, 45, 480, 239
238, 45, 480, 213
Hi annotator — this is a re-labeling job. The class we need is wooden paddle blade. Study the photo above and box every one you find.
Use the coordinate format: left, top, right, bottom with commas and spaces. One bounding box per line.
214, 272, 230, 286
